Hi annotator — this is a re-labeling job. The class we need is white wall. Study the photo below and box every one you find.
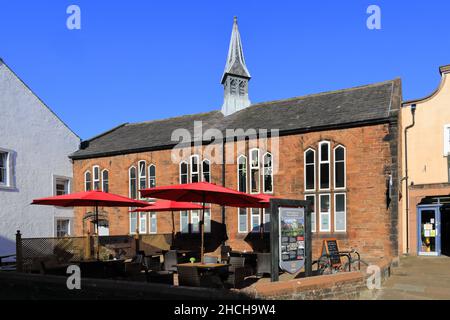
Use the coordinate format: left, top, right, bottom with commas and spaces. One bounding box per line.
0, 60, 80, 256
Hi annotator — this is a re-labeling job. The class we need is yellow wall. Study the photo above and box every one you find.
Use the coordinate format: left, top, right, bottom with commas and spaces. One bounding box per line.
400, 66, 450, 254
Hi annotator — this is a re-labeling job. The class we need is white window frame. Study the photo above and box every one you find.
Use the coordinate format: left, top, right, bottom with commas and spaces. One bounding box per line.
149, 212, 157, 234
263, 152, 273, 194
53, 175, 71, 196
333, 145, 346, 190
138, 160, 147, 198
334, 193, 347, 232
204, 209, 211, 233
238, 208, 248, 233
318, 141, 331, 191
251, 208, 261, 233
92, 165, 100, 190
84, 170, 92, 191
0, 149, 12, 188
305, 194, 316, 233
444, 124, 450, 156
319, 193, 331, 232
304, 148, 316, 192
129, 166, 137, 199
237, 155, 247, 193
129, 211, 138, 234
190, 155, 200, 183
180, 211, 189, 233
191, 210, 200, 233
55, 218, 71, 237
148, 164, 156, 188
202, 159, 210, 182
179, 161, 189, 184
139, 212, 147, 234
101, 169, 109, 192
249, 148, 260, 194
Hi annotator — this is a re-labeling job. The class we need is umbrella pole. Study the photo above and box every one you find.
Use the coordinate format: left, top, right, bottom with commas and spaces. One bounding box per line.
171, 210, 175, 246
201, 195, 205, 264
96, 204, 99, 261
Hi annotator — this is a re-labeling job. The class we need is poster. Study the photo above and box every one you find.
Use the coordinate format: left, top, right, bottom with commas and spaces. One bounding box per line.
279, 207, 305, 274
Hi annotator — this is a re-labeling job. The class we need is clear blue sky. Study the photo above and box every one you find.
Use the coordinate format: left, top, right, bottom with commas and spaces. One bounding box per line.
1, 1, 449, 139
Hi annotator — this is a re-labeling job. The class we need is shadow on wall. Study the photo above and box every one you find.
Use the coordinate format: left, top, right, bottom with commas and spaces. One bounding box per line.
0, 235, 16, 261
172, 220, 227, 253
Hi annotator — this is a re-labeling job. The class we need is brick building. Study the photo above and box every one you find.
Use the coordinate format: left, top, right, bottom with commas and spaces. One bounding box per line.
69, 18, 402, 262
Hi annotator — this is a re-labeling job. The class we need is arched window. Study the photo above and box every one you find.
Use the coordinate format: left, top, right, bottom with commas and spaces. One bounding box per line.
148, 164, 156, 188
250, 148, 260, 194
101, 169, 109, 192
84, 171, 92, 191
304, 149, 316, 191
129, 167, 137, 199
237, 155, 247, 193
190, 155, 200, 183
179, 161, 188, 184
202, 159, 210, 182
93, 166, 100, 190
138, 161, 147, 196
334, 146, 346, 189
318, 141, 330, 190
263, 152, 273, 193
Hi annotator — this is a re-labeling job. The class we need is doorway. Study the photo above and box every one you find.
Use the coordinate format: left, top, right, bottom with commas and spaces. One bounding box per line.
441, 206, 450, 256
417, 205, 440, 256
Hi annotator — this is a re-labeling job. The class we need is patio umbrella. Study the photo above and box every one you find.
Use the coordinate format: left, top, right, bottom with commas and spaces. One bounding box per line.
31, 190, 149, 260
140, 182, 264, 263
129, 200, 208, 243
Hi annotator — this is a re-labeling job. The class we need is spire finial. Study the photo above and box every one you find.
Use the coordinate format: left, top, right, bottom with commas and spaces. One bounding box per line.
234, 16, 238, 23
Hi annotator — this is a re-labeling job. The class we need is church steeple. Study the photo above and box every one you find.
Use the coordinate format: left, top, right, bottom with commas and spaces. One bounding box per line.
221, 17, 251, 116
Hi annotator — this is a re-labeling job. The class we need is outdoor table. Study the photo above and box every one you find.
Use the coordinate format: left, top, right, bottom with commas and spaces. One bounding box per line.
176, 262, 230, 281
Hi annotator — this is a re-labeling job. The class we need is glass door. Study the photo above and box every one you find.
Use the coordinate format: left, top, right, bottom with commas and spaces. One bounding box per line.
417, 205, 441, 256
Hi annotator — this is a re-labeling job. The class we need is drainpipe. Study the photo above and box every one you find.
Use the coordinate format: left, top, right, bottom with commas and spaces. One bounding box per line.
404, 103, 416, 254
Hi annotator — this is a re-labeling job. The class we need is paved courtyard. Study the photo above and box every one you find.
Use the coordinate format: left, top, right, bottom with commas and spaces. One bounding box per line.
363, 256, 450, 300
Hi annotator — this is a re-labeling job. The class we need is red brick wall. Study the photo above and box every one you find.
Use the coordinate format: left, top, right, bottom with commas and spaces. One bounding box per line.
72, 123, 398, 261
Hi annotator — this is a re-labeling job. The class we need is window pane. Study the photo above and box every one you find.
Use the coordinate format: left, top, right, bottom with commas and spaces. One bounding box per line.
102, 171, 109, 192
150, 213, 157, 233
204, 209, 211, 233
320, 195, 330, 212
180, 162, 188, 184
130, 212, 137, 234
238, 208, 247, 232
320, 195, 330, 231
85, 172, 91, 191
335, 194, 346, 231
202, 161, 210, 182
0, 152, 7, 184
251, 168, 259, 193
263, 154, 273, 193
320, 164, 330, 189
139, 213, 147, 233
129, 168, 137, 199
335, 147, 344, 161
238, 157, 247, 193
306, 164, 315, 190
191, 211, 199, 233
56, 219, 70, 237
263, 209, 270, 232
335, 162, 345, 188
306, 195, 316, 232
336, 194, 345, 212
321, 143, 329, 161
251, 208, 260, 232
180, 211, 189, 233
306, 150, 314, 164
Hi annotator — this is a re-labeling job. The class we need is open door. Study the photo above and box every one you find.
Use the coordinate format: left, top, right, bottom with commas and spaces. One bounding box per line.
417, 205, 441, 256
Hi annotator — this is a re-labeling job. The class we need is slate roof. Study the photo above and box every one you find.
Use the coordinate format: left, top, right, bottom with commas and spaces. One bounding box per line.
70, 79, 401, 160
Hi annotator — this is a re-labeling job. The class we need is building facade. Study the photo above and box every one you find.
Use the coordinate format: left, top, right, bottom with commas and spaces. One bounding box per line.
70, 18, 401, 262
401, 65, 450, 256
0, 59, 80, 256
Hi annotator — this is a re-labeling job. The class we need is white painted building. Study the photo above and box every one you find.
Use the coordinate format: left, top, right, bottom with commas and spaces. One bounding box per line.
0, 59, 80, 256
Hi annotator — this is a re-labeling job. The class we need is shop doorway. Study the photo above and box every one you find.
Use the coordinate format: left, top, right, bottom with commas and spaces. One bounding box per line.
417, 205, 440, 256
441, 206, 450, 256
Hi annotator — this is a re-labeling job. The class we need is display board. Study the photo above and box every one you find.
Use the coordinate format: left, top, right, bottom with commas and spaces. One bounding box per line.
278, 207, 305, 274
321, 239, 341, 267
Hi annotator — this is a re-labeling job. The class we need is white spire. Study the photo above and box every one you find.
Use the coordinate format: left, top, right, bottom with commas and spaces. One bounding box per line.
221, 16, 251, 84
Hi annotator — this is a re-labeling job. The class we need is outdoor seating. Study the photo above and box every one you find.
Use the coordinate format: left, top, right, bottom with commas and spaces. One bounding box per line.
163, 250, 178, 272
203, 255, 218, 264
256, 253, 271, 276
177, 265, 224, 288
225, 256, 246, 288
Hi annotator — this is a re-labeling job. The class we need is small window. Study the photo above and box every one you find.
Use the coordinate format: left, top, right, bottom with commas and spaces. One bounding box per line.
444, 125, 450, 156
180, 162, 188, 184
334, 193, 346, 232
305, 195, 316, 233
238, 80, 246, 96
202, 160, 210, 182
93, 166, 100, 190
0, 151, 9, 187
148, 165, 156, 188
102, 170, 109, 192
180, 211, 189, 233
230, 78, 237, 95
204, 209, 211, 233
191, 210, 200, 233
139, 212, 147, 234
263, 153, 273, 193
149, 212, 157, 233
84, 171, 92, 191
250, 149, 260, 194
251, 208, 261, 233
130, 212, 138, 234
138, 161, 147, 197
319, 142, 330, 190
238, 208, 248, 233
319, 194, 331, 232
129, 167, 137, 199
334, 146, 346, 189
190, 155, 200, 183
56, 219, 70, 237
263, 209, 270, 233
304, 149, 316, 191
237, 155, 247, 193
55, 178, 70, 196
